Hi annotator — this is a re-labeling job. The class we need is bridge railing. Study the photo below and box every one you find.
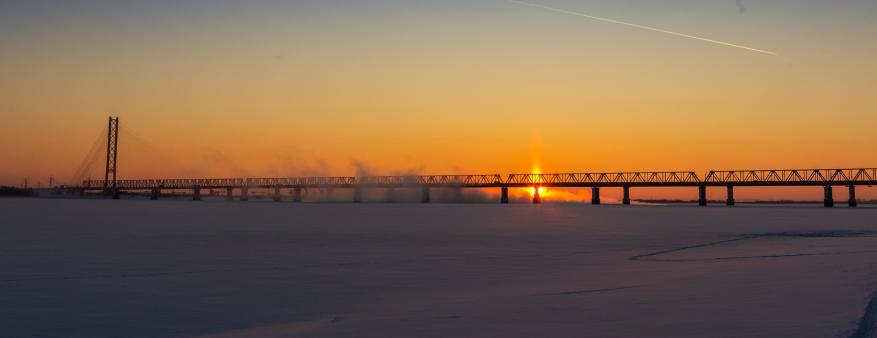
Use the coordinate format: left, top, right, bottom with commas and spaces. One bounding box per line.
420, 174, 504, 186
355, 175, 502, 186
355, 176, 423, 186
84, 178, 248, 189
81, 174, 504, 189
704, 168, 877, 184
506, 172, 701, 185
247, 177, 356, 187
166, 178, 246, 188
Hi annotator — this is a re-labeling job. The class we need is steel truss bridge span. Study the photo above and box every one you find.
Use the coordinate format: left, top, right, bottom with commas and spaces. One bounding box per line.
508, 169, 877, 187
506, 171, 701, 187
703, 169, 877, 186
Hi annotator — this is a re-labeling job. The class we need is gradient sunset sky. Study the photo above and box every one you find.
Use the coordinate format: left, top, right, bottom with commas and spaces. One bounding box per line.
2, 1, 876, 198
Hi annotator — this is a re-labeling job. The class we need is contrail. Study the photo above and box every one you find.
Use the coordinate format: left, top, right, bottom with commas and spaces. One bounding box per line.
507, 0, 776, 56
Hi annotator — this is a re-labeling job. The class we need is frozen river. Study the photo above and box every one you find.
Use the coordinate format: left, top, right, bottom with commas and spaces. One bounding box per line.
1, 198, 876, 337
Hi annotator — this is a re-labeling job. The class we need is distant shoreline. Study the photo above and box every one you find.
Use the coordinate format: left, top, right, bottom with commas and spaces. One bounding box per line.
637, 199, 877, 205
0, 187, 35, 197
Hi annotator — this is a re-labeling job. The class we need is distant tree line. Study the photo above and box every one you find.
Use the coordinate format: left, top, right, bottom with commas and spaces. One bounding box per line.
0, 187, 35, 197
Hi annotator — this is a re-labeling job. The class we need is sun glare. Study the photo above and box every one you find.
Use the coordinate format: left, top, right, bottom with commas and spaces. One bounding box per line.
526, 167, 547, 198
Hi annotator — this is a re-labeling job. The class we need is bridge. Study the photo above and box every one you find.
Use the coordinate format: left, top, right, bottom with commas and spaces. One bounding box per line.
77, 169, 877, 207
71, 117, 876, 207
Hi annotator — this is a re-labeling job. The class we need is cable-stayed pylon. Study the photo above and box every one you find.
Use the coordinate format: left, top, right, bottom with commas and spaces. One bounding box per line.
104, 117, 120, 195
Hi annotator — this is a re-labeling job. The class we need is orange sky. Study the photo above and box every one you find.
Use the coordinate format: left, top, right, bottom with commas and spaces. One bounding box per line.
1, 1, 876, 200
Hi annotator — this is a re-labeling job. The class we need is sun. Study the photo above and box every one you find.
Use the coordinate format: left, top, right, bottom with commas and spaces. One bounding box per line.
525, 167, 547, 198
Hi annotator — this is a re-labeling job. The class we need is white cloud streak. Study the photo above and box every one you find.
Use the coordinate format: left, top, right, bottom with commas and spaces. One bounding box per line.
508, 0, 777, 56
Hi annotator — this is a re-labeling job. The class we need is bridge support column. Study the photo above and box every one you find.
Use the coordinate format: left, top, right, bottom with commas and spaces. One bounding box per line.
151, 188, 160, 200
192, 186, 201, 201
622, 186, 631, 205
354, 187, 362, 203
226, 187, 233, 201
273, 186, 282, 202
455, 188, 463, 203
387, 188, 395, 203
591, 187, 601, 205
824, 186, 834, 207
241, 187, 248, 202
726, 186, 735, 206
533, 185, 542, 204
293, 187, 303, 203
422, 187, 430, 203
112, 188, 120, 200
501, 187, 509, 204
698, 186, 707, 206
849, 185, 857, 207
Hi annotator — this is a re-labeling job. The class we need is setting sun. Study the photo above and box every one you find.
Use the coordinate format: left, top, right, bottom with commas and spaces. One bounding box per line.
525, 167, 547, 199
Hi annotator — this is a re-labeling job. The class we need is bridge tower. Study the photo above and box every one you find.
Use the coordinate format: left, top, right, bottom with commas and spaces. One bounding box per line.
104, 116, 120, 198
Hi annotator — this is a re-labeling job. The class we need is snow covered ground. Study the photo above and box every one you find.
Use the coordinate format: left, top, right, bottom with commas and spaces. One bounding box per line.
1, 198, 876, 337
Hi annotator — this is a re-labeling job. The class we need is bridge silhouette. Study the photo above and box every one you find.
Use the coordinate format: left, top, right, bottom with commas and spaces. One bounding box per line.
74, 117, 875, 207
79, 169, 876, 207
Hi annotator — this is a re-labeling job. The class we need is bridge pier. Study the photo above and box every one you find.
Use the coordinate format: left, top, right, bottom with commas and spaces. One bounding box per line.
192, 186, 201, 201
112, 188, 120, 200
454, 187, 463, 203
293, 187, 303, 203
501, 187, 509, 204
353, 187, 362, 203
698, 186, 707, 206
151, 188, 160, 200
226, 187, 233, 201
726, 186, 735, 206
622, 186, 631, 205
386, 188, 395, 203
824, 186, 834, 207
591, 187, 601, 205
533, 185, 542, 204
849, 185, 857, 207
273, 186, 282, 202
241, 187, 248, 201
422, 187, 430, 203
